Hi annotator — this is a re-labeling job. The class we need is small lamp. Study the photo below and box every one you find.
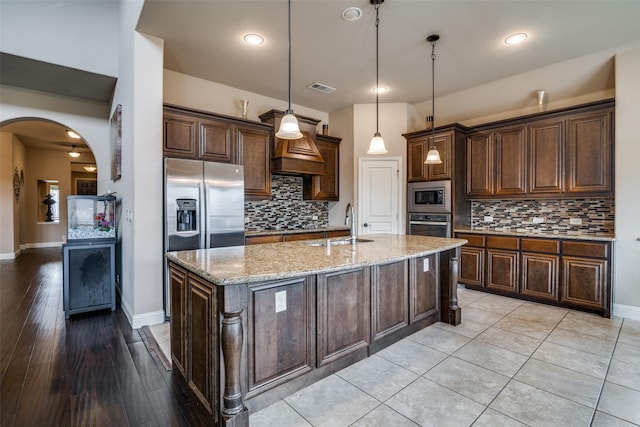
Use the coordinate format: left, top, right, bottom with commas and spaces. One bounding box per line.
68, 145, 81, 158
366, 0, 388, 155
424, 34, 442, 165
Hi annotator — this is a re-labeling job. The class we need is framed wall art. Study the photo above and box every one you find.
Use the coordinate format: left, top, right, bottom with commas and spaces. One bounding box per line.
110, 104, 122, 181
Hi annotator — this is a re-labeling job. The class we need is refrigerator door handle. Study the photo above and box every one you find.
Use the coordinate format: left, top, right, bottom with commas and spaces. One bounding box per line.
200, 181, 208, 249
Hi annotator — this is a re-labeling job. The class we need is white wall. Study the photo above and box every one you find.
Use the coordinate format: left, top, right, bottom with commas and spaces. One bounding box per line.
164, 70, 329, 131
0, 133, 16, 258
613, 41, 640, 319
328, 106, 354, 226
0, 0, 118, 77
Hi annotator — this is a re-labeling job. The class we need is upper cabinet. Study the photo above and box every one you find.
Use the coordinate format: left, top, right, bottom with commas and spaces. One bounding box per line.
304, 134, 341, 201
163, 105, 272, 200
404, 125, 469, 183
465, 99, 614, 199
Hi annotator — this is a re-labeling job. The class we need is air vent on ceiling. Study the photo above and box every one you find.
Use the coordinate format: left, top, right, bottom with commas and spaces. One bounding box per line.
307, 82, 336, 94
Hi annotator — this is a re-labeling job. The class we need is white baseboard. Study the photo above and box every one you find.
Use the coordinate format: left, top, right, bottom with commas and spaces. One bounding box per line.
22, 242, 63, 249
613, 303, 640, 321
120, 299, 165, 329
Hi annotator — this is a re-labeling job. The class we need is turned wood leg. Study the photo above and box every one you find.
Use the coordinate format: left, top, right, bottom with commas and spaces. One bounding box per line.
221, 310, 244, 417
448, 249, 461, 325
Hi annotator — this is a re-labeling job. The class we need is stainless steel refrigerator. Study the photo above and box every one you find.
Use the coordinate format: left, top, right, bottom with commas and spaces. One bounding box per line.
164, 158, 245, 317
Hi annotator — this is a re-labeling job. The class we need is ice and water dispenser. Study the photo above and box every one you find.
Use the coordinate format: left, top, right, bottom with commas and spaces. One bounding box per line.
176, 199, 197, 232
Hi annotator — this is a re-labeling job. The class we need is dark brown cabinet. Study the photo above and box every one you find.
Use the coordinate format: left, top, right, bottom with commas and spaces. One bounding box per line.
466, 99, 614, 199
561, 241, 610, 314
566, 109, 613, 194
317, 268, 370, 367
304, 135, 341, 200
246, 277, 315, 398
406, 131, 453, 182
163, 105, 272, 200
456, 232, 611, 317
409, 254, 439, 323
169, 264, 187, 376
371, 261, 408, 341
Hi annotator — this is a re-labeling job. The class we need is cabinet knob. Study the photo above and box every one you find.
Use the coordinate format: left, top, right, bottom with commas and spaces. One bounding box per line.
363, 223, 369, 228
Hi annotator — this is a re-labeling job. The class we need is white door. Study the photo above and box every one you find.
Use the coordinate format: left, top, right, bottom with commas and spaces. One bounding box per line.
358, 157, 402, 235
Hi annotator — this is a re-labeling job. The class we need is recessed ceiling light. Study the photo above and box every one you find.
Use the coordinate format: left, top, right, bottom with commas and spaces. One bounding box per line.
342, 7, 363, 22
66, 129, 81, 139
505, 33, 528, 45
372, 86, 387, 94
243, 33, 264, 45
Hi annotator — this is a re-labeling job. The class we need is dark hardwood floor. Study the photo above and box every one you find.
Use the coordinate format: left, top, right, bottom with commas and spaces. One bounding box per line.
0, 248, 212, 426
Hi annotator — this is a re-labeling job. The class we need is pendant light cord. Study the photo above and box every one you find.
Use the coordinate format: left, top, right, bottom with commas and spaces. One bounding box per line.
375, 1, 380, 134
430, 35, 438, 147
287, 0, 292, 111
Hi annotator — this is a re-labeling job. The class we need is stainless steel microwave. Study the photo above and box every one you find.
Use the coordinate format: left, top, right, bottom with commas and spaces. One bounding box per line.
407, 180, 451, 213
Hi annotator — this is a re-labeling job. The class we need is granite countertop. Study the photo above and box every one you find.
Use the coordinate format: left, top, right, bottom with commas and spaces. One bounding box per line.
454, 228, 615, 242
167, 234, 467, 286
245, 226, 351, 237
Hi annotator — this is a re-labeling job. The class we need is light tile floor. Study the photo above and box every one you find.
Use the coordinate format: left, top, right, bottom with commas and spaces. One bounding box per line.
249, 288, 640, 427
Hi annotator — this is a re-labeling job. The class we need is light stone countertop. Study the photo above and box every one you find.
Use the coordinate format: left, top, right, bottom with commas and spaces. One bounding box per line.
166, 233, 467, 286
454, 228, 615, 242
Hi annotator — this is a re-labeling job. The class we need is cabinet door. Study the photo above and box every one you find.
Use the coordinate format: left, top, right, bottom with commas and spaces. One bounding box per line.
198, 118, 234, 163
460, 247, 484, 287
466, 133, 493, 196
304, 137, 340, 200
486, 250, 519, 293
495, 126, 527, 195
163, 111, 197, 158
371, 261, 408, 341
561, 256, 607, 311
407, 138, 427, 182
410, 254, 438, 323
317, 268, 370, 366
566, 109, 613, 194
521, 253, 559, 301
529, 119, 564, 194
169, 264, 188, 376
188, 274, 216, 413
427, 131, 453, 180
246, 278, 314, 398
238, 126, 271, 200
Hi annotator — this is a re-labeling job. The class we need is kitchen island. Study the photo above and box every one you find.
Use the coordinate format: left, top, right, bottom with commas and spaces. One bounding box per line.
166, 233, 467, 426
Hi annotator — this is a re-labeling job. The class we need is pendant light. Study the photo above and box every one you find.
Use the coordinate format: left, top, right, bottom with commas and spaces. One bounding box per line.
366, 0, 388, 155
68, 145, 81, 158
276, 0, 303, 139
424, 34, 442, 165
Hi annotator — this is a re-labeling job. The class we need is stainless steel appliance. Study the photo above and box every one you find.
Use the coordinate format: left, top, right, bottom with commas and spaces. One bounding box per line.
408, 213, 451, 238
407, 180, 451, 213
164, 158, 245, 317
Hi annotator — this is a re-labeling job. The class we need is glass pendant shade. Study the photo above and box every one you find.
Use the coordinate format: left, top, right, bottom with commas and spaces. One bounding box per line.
276, 109, 303, 139
425, 147, 442, 164
68, 145, 81, 158
367, 132, 388, 155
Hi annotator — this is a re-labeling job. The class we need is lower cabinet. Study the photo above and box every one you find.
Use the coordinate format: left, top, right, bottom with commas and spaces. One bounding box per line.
409, 254, 439, 323
169, 264, 187, 376
456, 233, 612, 316
371, 261, 408, 341
317, 268, 370, 367
246, 277, 315, 398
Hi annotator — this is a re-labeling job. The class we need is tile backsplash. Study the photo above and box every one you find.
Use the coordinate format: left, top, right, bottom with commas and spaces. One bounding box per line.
245, 175, 328, 231
472, 198, 614, 234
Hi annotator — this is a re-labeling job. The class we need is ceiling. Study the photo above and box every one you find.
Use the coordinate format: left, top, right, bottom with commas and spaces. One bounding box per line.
138, 0, 640, 114
2, 119, 93, 158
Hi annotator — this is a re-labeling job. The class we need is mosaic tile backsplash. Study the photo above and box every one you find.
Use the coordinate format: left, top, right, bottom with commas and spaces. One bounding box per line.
245, 175, 328, 231
471, 199, 614, 234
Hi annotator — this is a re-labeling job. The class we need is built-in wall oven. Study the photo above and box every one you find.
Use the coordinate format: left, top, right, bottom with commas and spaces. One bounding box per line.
407, 180, 452, 237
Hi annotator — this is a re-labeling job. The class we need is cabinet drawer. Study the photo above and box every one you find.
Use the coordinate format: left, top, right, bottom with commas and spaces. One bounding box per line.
487, 236, 520, 250
283, 232, 326, 242
457, 234, 485, 247
521, 238, 560, 254
326, 230, 351, 238
245, 235, 282, 245
563, 241, 608, 258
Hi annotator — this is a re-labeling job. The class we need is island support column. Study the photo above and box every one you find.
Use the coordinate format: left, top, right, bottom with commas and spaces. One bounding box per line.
439, 247, 461, 325
220, 286, 249, 427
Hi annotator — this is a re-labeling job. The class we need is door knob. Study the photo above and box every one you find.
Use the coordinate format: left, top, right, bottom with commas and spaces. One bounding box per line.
363, 223, 369, 227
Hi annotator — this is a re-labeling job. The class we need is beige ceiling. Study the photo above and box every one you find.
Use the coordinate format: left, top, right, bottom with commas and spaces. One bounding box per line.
138, 0, 640, 114
2, 119, 93, 159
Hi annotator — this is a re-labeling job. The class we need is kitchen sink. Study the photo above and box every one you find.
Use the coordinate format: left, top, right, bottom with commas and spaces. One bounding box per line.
304, 237, 374, 247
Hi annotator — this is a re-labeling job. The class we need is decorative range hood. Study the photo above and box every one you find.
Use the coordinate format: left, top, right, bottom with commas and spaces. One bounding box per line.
259, 109, 325, 176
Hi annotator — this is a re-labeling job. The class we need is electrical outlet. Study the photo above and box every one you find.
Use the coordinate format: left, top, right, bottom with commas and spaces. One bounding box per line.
484, 216, 493, 222
570, 218, 583, 225
312, 215, 318, 220
423, 258, 429, 272
275, 291, 287, 313
532, 217, 545, 224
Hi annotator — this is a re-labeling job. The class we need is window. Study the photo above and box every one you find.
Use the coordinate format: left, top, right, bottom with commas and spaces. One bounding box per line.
38, 179, 60, 223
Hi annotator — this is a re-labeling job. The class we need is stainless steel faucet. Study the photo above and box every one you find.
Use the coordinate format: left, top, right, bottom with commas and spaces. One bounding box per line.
345, 203, 356, 239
